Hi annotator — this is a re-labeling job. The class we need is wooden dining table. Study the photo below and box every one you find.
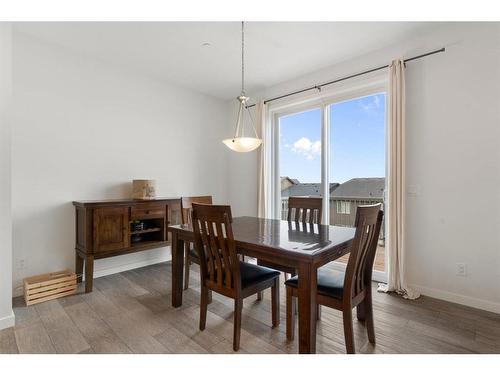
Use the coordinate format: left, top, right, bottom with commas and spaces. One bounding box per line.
168, 216, 356, 354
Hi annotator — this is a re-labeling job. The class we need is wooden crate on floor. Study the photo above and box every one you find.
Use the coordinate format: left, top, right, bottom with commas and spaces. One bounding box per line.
24, 270, 77, 306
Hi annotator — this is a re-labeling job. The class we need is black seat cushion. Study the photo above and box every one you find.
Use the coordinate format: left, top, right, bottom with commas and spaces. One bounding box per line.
240, 261, 280, 289
285, 268, 345, 299
189, 249, 279, 289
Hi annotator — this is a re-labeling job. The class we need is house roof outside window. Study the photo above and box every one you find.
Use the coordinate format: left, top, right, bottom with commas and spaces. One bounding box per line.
332, 178, 385, 199
281, 177, 385, 200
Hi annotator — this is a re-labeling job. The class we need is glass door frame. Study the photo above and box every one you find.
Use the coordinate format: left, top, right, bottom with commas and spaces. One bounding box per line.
267, 75, 388, 282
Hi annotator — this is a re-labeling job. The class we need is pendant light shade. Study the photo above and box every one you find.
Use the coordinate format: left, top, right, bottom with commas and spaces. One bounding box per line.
223, 137, 262, 152
223, 22, 262, 153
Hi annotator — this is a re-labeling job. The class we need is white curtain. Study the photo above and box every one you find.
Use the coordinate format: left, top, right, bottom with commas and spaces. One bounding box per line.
257, 100, 269, 218
378, 60, 420, 300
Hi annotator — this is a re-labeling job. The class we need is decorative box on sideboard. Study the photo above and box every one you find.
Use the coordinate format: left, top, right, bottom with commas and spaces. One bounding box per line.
73, 198, 181, 293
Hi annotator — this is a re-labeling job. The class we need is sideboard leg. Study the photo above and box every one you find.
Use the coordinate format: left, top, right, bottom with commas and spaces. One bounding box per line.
85, 255, 94, 293
75, 252, 84, 283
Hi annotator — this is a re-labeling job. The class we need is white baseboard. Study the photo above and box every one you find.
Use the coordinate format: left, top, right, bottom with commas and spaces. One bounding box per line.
328, 264, 498, 314
12, 249, 173, 297
0, 310, 15, 331
91, 251, 172, 280
412, 284, 500, 315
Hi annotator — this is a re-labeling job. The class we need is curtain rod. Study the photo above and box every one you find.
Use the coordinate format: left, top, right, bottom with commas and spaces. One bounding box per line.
246, 47, 445, 108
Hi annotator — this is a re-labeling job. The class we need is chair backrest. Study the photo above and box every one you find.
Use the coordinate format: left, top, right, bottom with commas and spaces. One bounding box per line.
287, 196, 323, 224
181, 196, 213, 224
191, 204, 239, 293
344, 204, 383, 300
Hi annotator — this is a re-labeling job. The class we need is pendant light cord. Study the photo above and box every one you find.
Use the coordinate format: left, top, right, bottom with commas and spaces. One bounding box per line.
242, 21, 259, 138
231, 21, 259, 140
241, 21, 245, 95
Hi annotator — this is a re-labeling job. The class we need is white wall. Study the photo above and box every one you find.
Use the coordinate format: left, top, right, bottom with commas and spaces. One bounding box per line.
228, 23, 500, 313
0, 23, 14, 329
11, 32, 230, 295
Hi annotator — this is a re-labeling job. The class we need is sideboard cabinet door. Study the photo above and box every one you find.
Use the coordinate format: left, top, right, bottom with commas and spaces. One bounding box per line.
93, 207, 129, 252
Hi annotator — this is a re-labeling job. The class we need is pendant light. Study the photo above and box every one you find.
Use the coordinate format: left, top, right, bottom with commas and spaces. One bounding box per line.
223, 22, 262, 152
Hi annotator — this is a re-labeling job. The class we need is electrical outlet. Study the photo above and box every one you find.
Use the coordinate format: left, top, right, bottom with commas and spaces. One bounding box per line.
408, 185, 420, 196
17, 259, 26, 270
456, 263, 467, 276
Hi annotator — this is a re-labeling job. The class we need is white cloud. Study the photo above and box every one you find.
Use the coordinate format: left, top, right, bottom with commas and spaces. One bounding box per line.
291, 137, 321, 160
311, 140, 321, 154
360, 94, 382, 112
292, 137, 312, 152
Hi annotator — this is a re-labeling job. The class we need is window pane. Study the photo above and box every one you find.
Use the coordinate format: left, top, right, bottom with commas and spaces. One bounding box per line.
329, 93, 386, 272
279, 108, 321, 220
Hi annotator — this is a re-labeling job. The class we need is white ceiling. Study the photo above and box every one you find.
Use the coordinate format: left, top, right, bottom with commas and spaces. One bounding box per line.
14, 22, 439, 100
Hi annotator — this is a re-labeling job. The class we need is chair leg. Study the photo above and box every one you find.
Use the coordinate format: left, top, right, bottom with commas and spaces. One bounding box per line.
343, 307, 355, 354
233, 298, 243, 351
256, 260, 263, 300
199, 286, 208, 331
317, 305, 321, 320
364, 295, 376, 344
291, 271, 298, 315
286, 287, 295, 341
271, 278, 280, 327
183, 251, 190, 291
356, 302, 366, 321
208, 290, 213, 304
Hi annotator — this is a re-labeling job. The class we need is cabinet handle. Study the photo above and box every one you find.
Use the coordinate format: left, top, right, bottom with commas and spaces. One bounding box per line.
146, 210, 150, 214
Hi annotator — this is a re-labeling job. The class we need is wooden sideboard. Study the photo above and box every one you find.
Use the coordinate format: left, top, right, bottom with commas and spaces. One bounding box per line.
73, 198, 181, 292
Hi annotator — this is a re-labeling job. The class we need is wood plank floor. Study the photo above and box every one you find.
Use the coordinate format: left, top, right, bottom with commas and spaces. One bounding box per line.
2, 261, 500, 354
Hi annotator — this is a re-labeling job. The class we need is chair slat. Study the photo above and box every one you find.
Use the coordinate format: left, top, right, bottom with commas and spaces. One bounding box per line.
207, 221, 223, 288
215, 220, 233, 288
287, 196, 322, 224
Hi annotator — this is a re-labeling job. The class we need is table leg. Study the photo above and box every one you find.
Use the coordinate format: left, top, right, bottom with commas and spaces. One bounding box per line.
297, 262, 317, 354
171, 231, 185, 307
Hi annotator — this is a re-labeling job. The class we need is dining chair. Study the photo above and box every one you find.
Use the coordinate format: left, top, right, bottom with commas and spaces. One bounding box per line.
180, 196, 213, 290
256, 196, 322, 301
284, 204, 383, 354
192, 203, 280, 351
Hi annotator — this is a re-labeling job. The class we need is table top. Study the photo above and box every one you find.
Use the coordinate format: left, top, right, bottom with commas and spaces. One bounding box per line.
168, 216, 355, 261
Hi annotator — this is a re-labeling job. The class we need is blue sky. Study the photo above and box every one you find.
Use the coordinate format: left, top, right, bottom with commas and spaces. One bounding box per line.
279, 93, 386, 183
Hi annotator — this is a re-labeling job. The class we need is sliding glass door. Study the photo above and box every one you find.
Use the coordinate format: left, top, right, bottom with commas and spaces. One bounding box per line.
273, 84, 387, 281
328, 93, 387, 279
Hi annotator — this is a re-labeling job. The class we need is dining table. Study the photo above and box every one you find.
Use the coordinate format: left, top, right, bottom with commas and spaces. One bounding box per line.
167, 216, 356, 354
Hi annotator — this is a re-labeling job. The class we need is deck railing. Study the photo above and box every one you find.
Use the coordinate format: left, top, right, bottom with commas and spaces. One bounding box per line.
281, 196, 385, 241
